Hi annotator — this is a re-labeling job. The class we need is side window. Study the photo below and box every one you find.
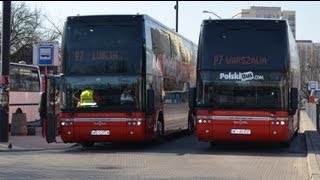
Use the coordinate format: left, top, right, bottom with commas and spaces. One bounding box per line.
145, 21, 154, 75
150, 27, 171, 58
170, 33, 180, 60
163, 77, 188, 104
145, 22, 152, 50
10, 66, 40, 92
151, 27, 161, 55
10, 66, 20, 91
20, 68, 40, 92
180, 39, 192, 63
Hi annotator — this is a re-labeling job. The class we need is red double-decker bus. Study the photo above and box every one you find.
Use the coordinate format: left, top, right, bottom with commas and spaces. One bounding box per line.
44, 14, 197, 146
190, 19, 300, 146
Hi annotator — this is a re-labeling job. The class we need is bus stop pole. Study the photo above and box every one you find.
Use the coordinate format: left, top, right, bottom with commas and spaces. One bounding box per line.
41, 66, 47, 138
0, 1, 12, 142
44, 66, 47, 90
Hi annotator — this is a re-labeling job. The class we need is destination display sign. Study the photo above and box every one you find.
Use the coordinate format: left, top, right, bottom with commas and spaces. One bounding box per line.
213, 55, 268, 65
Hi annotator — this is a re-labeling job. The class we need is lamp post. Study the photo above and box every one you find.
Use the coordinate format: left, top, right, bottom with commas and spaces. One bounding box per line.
202, 10, 222, 19
231, 12, 249, 18
174, 1, 178, 32
0, 1, 11, 142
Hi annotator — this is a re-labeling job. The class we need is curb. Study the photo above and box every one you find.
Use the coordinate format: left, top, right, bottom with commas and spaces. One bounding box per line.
0, 146, 77, 152
0, 142, 50, 152
305, 131, 320, 180
0, 142, 79, 152
0, 143, 10, 151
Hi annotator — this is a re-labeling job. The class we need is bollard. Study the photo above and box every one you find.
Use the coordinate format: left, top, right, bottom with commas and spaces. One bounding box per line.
10, 108, 27, 136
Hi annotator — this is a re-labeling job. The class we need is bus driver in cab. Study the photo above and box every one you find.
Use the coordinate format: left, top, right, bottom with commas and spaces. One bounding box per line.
77, 88, 101, 107
120, 88, 134, 104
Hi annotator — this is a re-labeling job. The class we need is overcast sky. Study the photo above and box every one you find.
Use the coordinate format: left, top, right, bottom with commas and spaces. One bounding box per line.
24, 1, 320, 44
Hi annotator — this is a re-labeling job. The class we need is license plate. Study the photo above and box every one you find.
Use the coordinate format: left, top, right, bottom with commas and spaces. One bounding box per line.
91, 130, 110, 135
230, 129, 251, 135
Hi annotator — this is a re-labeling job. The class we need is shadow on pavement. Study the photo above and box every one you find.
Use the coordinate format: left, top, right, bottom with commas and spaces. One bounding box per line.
63, 130, 307, 158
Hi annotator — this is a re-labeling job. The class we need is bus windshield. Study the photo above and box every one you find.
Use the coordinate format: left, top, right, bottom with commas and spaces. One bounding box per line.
63, 17, 142, 75
196, 71, 287, 110
61, 75, 140, 112
199, 19, 288, 71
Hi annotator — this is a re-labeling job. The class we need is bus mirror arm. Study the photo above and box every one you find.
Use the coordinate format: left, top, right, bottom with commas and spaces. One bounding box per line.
188, 87, 196, 110
147, 89, 155, 113
289, 88, 299, 115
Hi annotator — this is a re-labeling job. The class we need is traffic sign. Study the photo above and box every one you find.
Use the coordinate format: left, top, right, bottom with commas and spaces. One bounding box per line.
308, 81, 318, 91
38, 45, 53, 65
33, 41, 59, 66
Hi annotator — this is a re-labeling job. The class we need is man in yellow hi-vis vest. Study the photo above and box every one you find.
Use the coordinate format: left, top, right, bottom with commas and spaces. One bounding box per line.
78, 89, 96, 107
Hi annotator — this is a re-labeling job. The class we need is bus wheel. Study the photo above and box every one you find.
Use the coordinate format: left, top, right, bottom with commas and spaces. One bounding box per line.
80, 142, 94, 147
209, 142, 216, 147
157, 120, 164, 137
280, 141, 290, 148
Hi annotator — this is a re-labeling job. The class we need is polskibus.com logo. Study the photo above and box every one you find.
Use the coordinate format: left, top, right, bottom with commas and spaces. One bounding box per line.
219, 71, 264, 81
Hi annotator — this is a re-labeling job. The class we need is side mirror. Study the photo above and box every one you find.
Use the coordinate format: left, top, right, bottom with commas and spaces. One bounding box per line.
189, 87, 196, 109
289, 88, 298, 115
39, 92, 47, 120
147, 89, 154, 112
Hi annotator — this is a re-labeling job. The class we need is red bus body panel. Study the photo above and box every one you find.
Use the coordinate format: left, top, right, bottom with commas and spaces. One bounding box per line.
59, 112, 156, 143
196, 110, 292, 143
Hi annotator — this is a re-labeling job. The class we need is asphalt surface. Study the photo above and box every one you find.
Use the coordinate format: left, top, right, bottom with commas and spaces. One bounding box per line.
0, 110, 318, 180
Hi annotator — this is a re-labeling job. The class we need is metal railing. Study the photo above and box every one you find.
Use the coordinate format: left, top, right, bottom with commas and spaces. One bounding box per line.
306, 102, 320, 130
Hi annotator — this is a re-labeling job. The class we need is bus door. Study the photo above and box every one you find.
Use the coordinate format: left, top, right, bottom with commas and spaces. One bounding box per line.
45, 75, 60, 143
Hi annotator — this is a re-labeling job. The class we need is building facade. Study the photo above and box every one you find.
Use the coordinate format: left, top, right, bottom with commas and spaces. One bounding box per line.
297, 40, 320, 98
240, 6, 296, 39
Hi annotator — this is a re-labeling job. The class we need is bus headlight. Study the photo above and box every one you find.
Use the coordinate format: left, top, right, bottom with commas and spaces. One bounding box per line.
60, 120, 73, 126
128, 121, 142, 126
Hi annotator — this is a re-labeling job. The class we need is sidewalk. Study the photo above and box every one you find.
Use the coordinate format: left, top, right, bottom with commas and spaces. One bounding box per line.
0, 133, 77, 152
301, 110, 320, 180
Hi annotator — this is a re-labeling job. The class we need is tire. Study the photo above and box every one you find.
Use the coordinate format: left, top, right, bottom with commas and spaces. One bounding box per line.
209, 141, 216, 147
154, 120, 165, 144
157, 120, 164, 137
80, 142, 95, 147
280, 141, 291, 148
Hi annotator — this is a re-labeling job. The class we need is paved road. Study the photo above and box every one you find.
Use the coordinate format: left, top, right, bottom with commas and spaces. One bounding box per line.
0, 131, 308, 180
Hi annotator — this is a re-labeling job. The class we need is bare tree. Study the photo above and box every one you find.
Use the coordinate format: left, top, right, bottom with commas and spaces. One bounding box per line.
39, 14, 64, 41
8, 2, 43, 63
0, 2, 62, 64
299, 47, 310, 99
298, 42, 320, 100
